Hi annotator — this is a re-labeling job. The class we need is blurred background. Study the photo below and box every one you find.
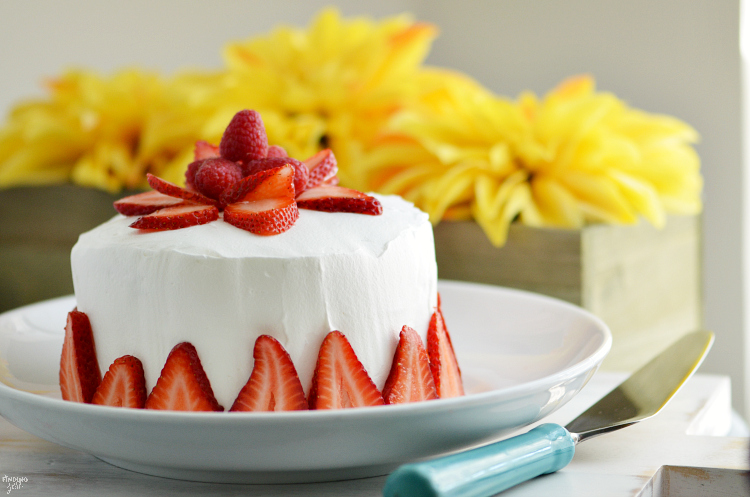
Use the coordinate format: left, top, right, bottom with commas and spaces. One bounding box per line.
0, 0, 746, 424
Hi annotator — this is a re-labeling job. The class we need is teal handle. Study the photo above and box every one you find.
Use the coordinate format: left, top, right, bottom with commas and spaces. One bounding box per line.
383, 423, 575, 497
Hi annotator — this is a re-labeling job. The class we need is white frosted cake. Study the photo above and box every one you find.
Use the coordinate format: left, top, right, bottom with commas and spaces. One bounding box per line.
71, 194, 438, 408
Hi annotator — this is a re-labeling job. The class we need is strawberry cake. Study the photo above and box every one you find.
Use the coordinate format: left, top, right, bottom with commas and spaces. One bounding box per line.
60, 110, 463, 412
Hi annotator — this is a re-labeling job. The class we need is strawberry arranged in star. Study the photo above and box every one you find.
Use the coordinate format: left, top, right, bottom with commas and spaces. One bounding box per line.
146, 173, 219, 207
192, 140, 220, 161
220, 164, 297, 206
113, 109, 382, 235
129, 203, 220, 231
297, 186, 383, 216
113, 190, 184, 217
240, 156, 309, 194
304, 148, 339, 189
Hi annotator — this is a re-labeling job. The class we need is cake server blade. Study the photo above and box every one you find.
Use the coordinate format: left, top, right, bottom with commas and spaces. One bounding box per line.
382, 329, 714, 497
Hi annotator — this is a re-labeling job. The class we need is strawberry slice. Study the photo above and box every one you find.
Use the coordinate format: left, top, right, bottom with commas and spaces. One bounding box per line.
229, 335, 307, 412
194, 140, 219, 161
382, 326, 438, 404
321, 176, 340, 187
220, 109, 269, 163
113, 190, 184, 216
223, 197, 298, 236
308, 331, 385, 410
427, 306, 464, 399
239, 157, 309, 194
91, 355, 147, 408
303, 149, 338, 190
145, 342, 223, 411
220, 165, 296, 206
296, 186, 383, 215
59, 309, 101, 403
147, 173, 218, 207
130, 202, 219, 230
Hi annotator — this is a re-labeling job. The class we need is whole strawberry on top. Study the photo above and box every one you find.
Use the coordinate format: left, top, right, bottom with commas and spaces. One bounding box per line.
219, 109, 269, 163
114, 109, 382, 235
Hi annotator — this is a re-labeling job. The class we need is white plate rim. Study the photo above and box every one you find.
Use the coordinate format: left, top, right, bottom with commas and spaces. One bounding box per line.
0, 280, 612, 482
0, 280, 612, 420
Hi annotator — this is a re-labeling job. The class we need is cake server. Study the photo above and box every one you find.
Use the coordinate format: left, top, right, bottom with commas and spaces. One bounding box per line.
383, 329, 714, 497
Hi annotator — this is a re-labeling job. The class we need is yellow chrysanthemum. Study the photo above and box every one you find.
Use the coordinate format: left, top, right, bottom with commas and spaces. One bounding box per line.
364, 74, 702, 246
219, 7, 438, 189
0, 9, 436, 192
0, 69, 225, 192
0, 9, 702, 249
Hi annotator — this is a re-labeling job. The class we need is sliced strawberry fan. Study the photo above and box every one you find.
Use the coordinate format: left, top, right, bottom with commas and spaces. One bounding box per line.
296, 186, 382, 216
304, 148, 338, 189
113, 190, 184, 217
193, 140, 220, 161
147, 173, 218, 207
129, 203, 220, 231
240, 156, 309, 193
222, 164, 299, 235
223, 197, 298, 236
112, 109, 382, 235
220, 164, 296, 206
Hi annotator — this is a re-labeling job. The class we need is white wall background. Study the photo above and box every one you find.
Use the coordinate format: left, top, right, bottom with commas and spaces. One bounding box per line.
1, 1, 746, 417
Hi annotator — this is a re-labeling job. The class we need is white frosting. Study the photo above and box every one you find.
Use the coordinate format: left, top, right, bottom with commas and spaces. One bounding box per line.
71, 195, 438, 408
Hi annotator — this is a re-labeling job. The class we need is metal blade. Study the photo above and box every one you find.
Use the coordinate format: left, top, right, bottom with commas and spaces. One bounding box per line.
565, 330, 713, 443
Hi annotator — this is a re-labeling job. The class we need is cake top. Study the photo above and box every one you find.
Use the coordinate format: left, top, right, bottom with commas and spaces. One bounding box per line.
80, 194, 428, 259
112, 109, 387, 238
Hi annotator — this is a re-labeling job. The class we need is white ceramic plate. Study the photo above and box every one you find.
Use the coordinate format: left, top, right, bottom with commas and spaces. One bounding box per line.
0, 281, 610, 484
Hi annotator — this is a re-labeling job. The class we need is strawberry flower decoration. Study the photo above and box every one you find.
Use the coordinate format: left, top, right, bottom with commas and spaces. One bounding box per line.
113, 110, 382, 235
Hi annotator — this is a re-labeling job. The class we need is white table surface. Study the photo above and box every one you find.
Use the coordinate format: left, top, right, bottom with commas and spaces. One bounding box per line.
0, 372, 747, 496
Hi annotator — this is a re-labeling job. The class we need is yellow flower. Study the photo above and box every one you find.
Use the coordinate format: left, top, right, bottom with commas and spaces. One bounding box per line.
0, 9, 437, 192
364, 74, 702, 246
0, 69, 215, 192
219, 7, 438, 189
516, 76, 701, 229
0, 9, 701, 251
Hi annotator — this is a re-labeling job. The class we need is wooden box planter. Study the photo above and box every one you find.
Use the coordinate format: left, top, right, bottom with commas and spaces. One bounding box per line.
433, 216, 702, 372
0, 185, 132, 314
